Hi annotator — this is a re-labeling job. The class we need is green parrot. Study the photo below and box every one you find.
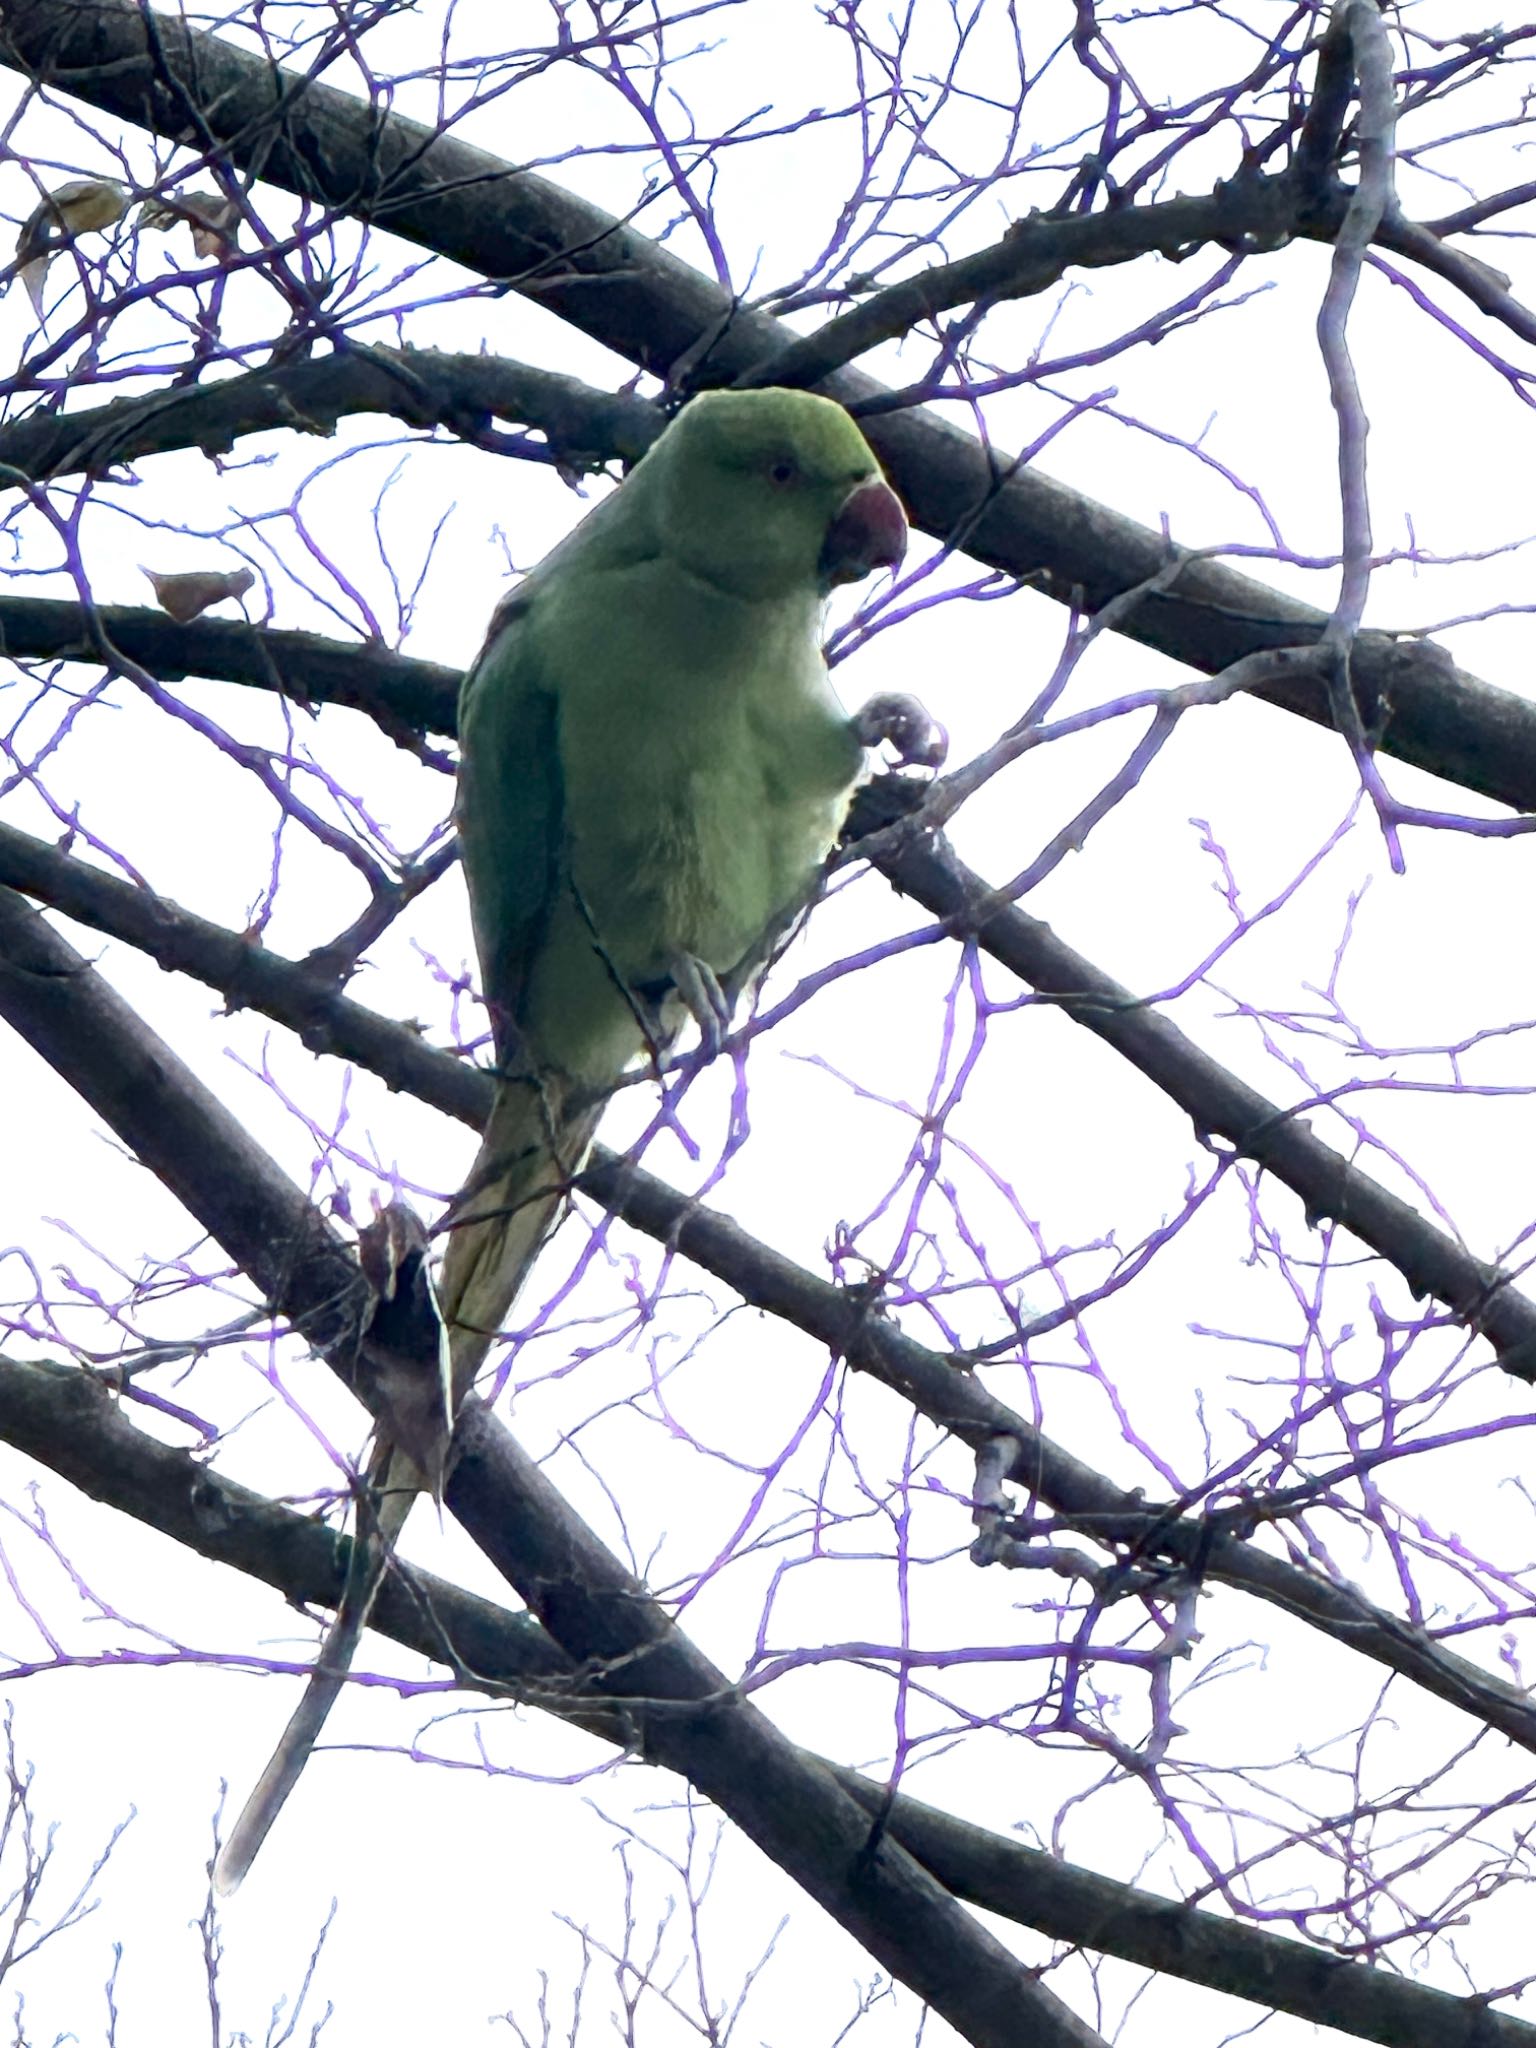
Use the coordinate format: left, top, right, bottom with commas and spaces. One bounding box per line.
213, 387, 939, 1894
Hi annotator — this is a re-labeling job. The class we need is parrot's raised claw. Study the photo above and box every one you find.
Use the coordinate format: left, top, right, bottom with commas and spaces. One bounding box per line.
853, 692, 948, 770
668, 949, 733, 1057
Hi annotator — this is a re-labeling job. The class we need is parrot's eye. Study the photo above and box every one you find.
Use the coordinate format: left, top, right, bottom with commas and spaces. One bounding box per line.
768, 458, 797, 485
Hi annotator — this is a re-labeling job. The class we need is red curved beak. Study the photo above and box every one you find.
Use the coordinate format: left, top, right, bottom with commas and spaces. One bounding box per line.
819, 476, 907, 587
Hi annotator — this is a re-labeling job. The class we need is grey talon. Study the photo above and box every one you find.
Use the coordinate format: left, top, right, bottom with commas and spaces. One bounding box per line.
669, 950, 733, 1056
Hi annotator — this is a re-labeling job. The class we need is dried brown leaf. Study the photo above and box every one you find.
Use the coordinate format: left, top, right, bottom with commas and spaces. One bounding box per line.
13, 180, 129, 312
142, 566, 255, 623
137, 189, 240, 258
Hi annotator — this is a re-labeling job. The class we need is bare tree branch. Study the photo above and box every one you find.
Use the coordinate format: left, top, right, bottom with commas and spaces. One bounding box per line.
2, 1350, 1529, 2048
1425, 181, 1536, 238
0, 597, 460, 737
853, 799, 1536, 1372
11, 731, 1533, 1372
3, 8, 1533, 2017
738, 171, 1331, 396
0, 1356, 628, 1745
595, 1127, 1536, 1759
3, 1, 1535, 817
9, 568, 1536, 831
0, 883, 1103, 2048
0, 347, 661, 489
3, 824, 1534, 1757
0, 814, 481, 1117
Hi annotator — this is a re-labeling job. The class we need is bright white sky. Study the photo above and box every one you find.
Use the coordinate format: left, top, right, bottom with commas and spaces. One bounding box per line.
1, 3, 1535, 2042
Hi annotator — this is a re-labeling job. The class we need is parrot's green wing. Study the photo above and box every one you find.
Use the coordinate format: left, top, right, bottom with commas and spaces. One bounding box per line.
454, 597, 563, 1061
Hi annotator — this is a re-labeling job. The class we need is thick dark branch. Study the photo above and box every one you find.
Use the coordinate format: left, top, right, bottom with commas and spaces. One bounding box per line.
0, 890, 361, 1354
0, 597, 460, 737
0, 1355, 626, 1744
4, 1354, 1529, 2048
741, 172, 1330, 395
0, 885, 1098, 2048
742, 83, 1536, 383
13, 711, 1531, 1382
1426, 180, 1536, 237
0, 0, 712, 372
4, 2, 1536, 814
449, 1410, 1106, 2048
0, 814, 483, 1119
592, 1146, 1536, 1757
1293, 13, 1357, 198
826, 1769, 1536, 2048
4, 829, 1534, 1754
0, 347, 661, 487
848, 789, 1536, 1373
1376, 209, 1536, 347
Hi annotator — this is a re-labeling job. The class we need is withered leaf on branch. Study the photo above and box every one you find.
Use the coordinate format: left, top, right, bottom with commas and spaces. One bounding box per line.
142, 565, 255, 622
357, 1197, 455, 1497
13, 178, 129, 314
137, 189, 240, 259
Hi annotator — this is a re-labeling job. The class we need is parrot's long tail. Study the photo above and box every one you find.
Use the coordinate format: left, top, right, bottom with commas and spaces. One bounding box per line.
213, 1074, 600, 1896
212, 1460, 411, 1895
436, 1070, 604, 1394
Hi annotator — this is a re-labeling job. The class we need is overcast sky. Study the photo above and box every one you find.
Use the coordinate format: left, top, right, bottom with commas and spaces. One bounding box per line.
1, 3, 1534, 2042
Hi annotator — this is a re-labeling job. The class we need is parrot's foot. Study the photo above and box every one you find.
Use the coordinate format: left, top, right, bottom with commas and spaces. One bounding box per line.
853, 692, 948, 770
668, 950, 733, 1057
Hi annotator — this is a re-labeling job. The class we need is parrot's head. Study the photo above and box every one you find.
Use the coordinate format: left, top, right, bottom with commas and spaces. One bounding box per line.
652, 388, 907, 602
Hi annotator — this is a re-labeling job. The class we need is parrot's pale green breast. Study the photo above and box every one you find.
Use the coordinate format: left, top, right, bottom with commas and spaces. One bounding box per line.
550, 561, 857, 957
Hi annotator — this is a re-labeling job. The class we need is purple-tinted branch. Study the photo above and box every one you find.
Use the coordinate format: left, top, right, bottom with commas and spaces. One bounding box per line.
17, 567, 1536, 845
8, 727, 1533, 1394
6, 0, 1536, 818
746, 171, 1530, 413
590, 1130, 1536, 1756
1390, 24, 1536, 100
1313, 0, 1403, 864
1377, 209, 1536, 349
0, 815, 484, 1121
846, 259, 1265, 425
848, 781, 1536, 1375
1114, 4, 1317, 204
0, 891, 1100, 2048
914, 583, 1305, 834
110, 645, 393, 888
0, 1358, 627, 1738
297, 837, 458, 985
0, 1358, 1522, 2047
1366, 254, 1536, 407
740, 171, 1323, 395
3, 829, 1532, 1758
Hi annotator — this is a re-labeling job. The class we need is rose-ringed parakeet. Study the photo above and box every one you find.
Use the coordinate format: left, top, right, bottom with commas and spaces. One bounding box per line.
214, 387, 937, 1893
